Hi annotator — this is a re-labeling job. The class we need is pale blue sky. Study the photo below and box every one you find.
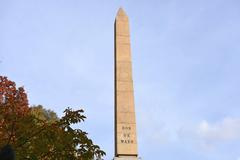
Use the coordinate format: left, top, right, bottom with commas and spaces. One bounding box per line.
1, 0, 240, 159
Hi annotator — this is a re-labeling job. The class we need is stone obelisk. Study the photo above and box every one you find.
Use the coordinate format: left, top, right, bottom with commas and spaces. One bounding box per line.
114, 8, 138, 160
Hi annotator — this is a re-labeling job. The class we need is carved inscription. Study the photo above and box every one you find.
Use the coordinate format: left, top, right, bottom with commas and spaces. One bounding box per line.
120, 125, 134, 144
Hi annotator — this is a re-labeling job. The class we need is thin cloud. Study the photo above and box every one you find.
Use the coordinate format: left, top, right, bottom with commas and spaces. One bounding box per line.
178, 117, 240, 153
197, 117, 240, 141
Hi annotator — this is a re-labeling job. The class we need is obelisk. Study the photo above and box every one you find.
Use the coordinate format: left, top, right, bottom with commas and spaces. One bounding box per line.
114, 8, 138, 160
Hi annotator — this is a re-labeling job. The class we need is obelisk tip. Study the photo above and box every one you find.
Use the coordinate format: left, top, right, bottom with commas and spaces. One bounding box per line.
116, 7, 128, 18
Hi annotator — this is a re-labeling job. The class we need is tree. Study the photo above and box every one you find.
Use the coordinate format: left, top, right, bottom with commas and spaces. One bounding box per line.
30, 105, 59, 123
0, 76, 105, 159
0, 76, 29, 146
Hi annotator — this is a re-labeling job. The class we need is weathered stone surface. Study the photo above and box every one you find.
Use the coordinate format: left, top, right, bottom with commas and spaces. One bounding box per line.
114, 8, 138, 159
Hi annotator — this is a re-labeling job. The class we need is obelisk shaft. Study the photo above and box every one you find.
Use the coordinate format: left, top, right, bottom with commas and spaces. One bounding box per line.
114, 8, 138, 159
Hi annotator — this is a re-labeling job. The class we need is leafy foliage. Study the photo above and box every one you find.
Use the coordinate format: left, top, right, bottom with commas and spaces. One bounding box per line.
0, 76, 29, 145
0, 76, 105, 159
30, 105, 59, 123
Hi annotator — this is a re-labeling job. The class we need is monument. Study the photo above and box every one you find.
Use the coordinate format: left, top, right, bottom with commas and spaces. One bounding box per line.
114, 8, 138, 160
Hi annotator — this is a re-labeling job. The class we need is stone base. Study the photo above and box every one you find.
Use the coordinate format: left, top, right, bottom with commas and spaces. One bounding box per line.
113, 156, 138, 160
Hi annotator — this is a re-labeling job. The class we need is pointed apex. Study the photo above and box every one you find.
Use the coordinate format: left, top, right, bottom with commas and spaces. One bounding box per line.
116, 7, 128, 20
117, 7, 126, 16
